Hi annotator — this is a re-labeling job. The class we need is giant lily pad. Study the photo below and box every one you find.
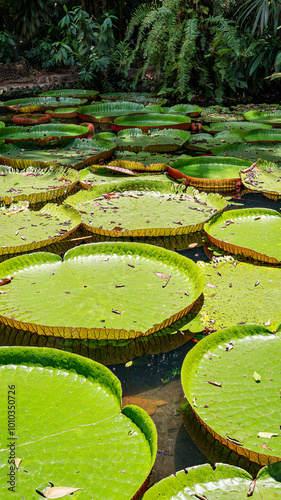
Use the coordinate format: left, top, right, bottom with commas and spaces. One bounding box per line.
39, 88, 99, 99
244, 129, 281, 142
0, 242, 204, 339
240, 160, 281, 200
165, 104, 202, 117
13, 113, 51, 125
79, 167, 170, 190
0, 346, 157, 499
204, 208, 281, 264
0, 165, 79, 204
194, 256, 281, 331
168, 156, 251, 190
112, 113, 191, 133
4, 97, 87, 113
185, 130, 245, 153
0, 138, 115, 169
0, 202, 81, 256
244, 109, 281, 126
203, 121, 272, 134
181, 324, 281, 466
0, 123, 90, 145
77, 101, 147, 123
45, 107, 78, 118
142, 463, 281, 498
100, 92, 167, 105
116, 128, 190, 153
66, 182, 227, 237
212, 142, 281, 163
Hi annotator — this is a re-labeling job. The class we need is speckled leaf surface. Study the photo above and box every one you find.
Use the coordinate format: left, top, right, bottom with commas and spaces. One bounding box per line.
115, 128, 190, 153
77, 101, 147, 122
112, 151, 183, 166
79, 168, 171, 190
168, 156, 251, 190
142, 463, 253, 499
0, 124, 89, 144
66, 181, 227, 237
0, 242, 204, 339
0, 202, 81, 256
243, 110, 281, 126
212, 142, 281, 163
4, 97, 87, 113
240, 160, 281, 199
0, 165, 79, 204
181, 324, 281, 466
0, 138, 115, 169
0, 347, 156, 499
113, 113, 191, 132
99, 92, 167, 105
107, 159, 167, 172
184, 130, 244, 152
166, 104, 202, 116
39, 89, 99, 98
195, 257, 281, 331
204, 208, 281, 263
203, 121, 272, 134
245, 129, 281, 142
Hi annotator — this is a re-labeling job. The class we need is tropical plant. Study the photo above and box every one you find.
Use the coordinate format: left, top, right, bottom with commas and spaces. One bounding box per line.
0, 30, 18, 62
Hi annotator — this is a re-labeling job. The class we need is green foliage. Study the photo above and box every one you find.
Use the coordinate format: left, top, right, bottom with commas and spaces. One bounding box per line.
236, 0, 281, 36
0, 30, 17, 63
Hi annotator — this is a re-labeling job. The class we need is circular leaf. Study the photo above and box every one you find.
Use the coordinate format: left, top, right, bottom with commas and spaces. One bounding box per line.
113, 113, 191, 133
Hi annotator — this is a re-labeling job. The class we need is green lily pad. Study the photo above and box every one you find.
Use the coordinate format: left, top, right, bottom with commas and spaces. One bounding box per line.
142, 463, 257, 499
0, 138, 115, 170
112, 151, 185, 165
116, 128, 190, 153
205, 208, 281, 264
39, 88, 99, 99
0, 124, 90, 145
100, 92, 167, 105
168, 156, 251, 190
181, 324, 281, 466
240, 160, 281, 200
195, 256, 281, 331
0, 165, 79, 204
0, 242, 204, 339
165, 104, 202, 117
212, 142, 281, 163
244, 110, 281, 126
0, 202, 81, 256
0, 122, 5, 128
244, 129, 281, 142
0, 346, 156, 499
66, 181, 227, 237
200, 107, 243, 123
112, 113, 191, 133
79, 167, 170, 189
4, 97, 87, 113
46, 107, 78, 118
203, 121, 272, 134
107, 159, 167, 172
77, 101, 147, 123
185, 130, 245, 153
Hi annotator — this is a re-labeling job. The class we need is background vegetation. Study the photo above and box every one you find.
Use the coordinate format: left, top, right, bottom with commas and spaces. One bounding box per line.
0, 0, 280, 102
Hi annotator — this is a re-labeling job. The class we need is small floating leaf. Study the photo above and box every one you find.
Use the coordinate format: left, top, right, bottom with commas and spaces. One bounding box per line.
0, 277, 13, 286
207, 283, 217, 288
207, 381, 222, 387
14, 457, 22, 469
261, 444, 271, 451
247, 479, 256, 497
253, 371, 261, 383
257, 432, 278, 438
125, 361, 133, 368
265, 318, 271, 326
154, 272, 169, 280
41, 485, 82, 498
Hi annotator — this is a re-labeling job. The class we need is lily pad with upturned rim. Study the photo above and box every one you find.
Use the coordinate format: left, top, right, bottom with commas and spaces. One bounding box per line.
244, 129, 281, 142
239, 160, 281, 200
79, 168, 171, 190
45, 107, 78, 118
65, 181, 227, 238
13, 113, 51, 125
194, 256, 281, 332
185, 130, 245, 153
0, 165, 79, 204
99, 92, 167, 105
77, 101, 147, 123
165, 104, 202, 117
212, 141, 281, 163
181, 324, 281, 466
0, 201, 81, 257
0, 346, 157, 499
115, 128, 190, 153
0, 242, 204, 340
168, 156, 251, 191
4, 97, 87, 113
0, 138, 115, 170
204, 208, 281, 264
243, 109, 281, 126
112, 113, 191, 133
202, 120, 272, 134
39, 88, 99, 99
0, 123, 90, 145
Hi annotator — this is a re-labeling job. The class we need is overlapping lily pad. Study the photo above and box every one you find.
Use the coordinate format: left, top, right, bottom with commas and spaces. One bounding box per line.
204, 208, 281, 263
0, 165, 79, 204
164, 104, 202, 117
79, 167, 170, 190
112, 113, 191, 133
203, 121, 272, 134
185, 130, 245, 153
0, 346, 157, 499
244, 129, 281, 142
115, 128, 190, 153
244, 110, 281, 126
240, 160, 281, 200
77, 101, 147, 123
13, 113, 50, 125
0, 242, 204, 339
66, 181, 227, 237
0, 138, 115, 169
142, 463, 281, 498
45, 107, 78, 118
194, 256, 281, 331
212, 142, 281, 163
168, 156, 251, 190
182, 324, 281, 466
100, 92, 167, 105
0, 123, 90, 145
39, 88, 99, 99
0, 202, 81, 256
4, 97, 87, 113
